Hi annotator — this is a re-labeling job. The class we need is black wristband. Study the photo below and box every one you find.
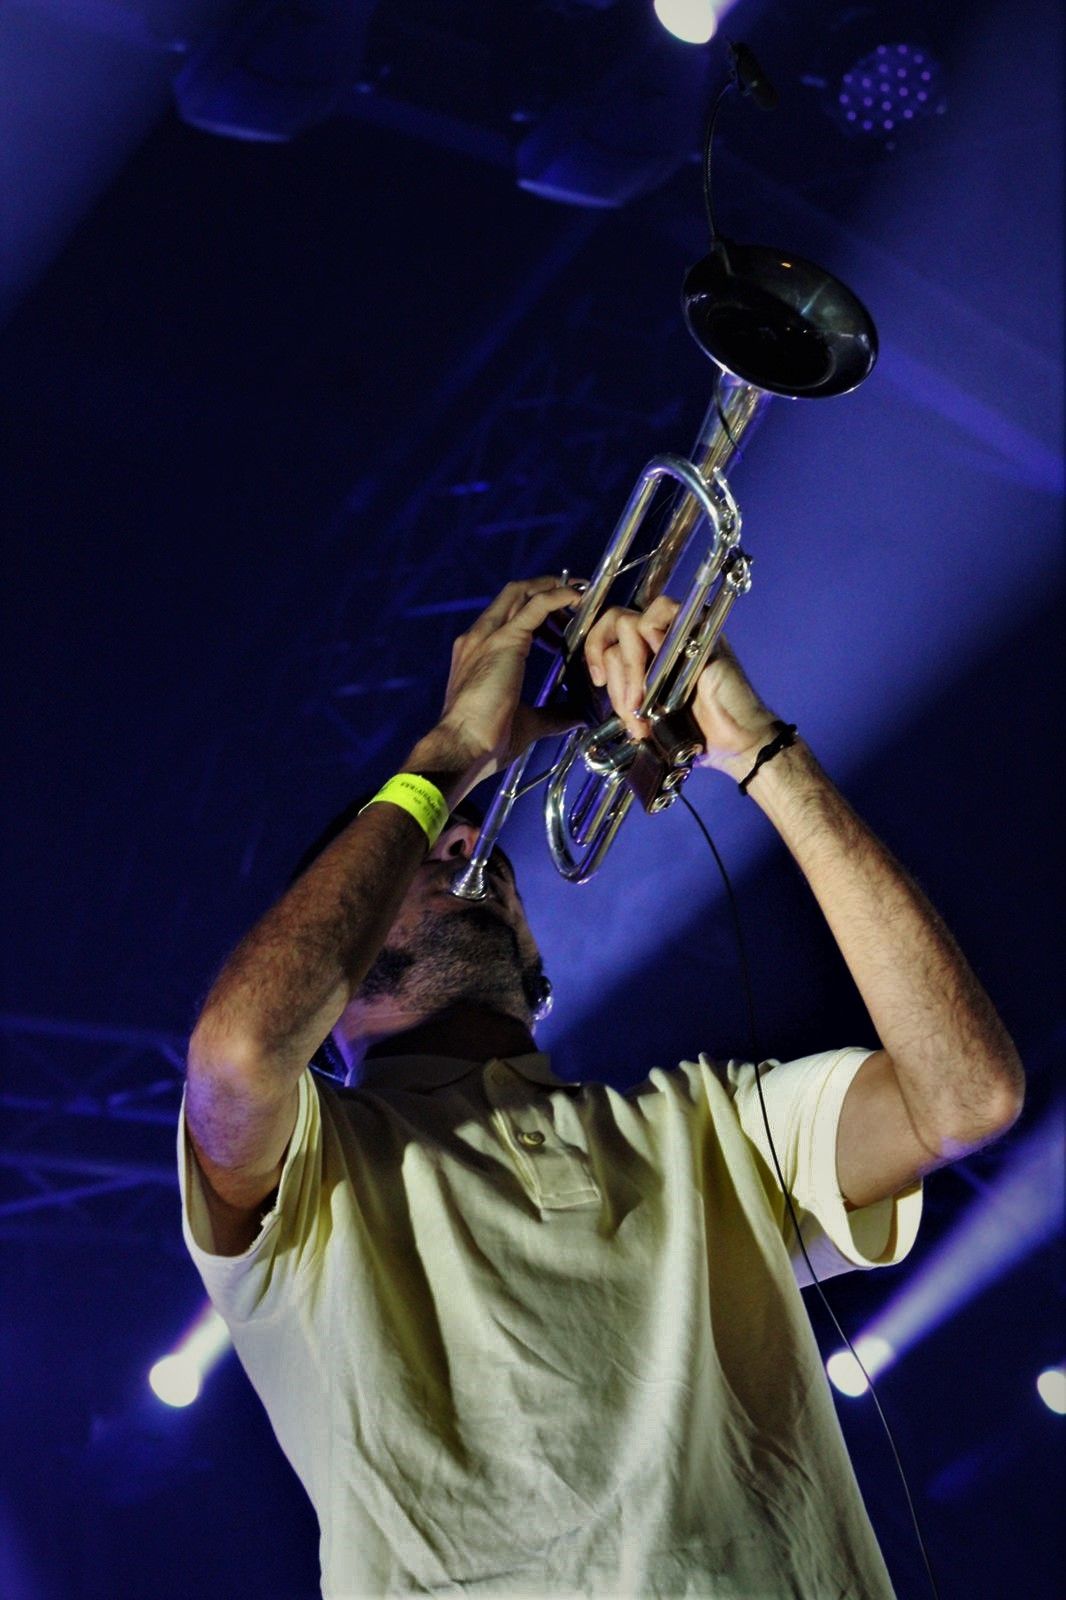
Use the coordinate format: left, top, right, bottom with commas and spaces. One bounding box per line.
738, 721, 798, 794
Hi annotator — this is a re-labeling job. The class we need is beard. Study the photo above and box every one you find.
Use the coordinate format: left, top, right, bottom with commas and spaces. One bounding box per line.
358, 903, 546, 1021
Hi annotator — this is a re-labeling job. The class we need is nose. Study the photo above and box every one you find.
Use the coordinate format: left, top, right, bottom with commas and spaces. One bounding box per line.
433, 820, 481, 862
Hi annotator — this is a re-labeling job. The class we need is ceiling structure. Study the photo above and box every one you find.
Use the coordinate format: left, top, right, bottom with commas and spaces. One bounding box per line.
1, 1, 1062, 1596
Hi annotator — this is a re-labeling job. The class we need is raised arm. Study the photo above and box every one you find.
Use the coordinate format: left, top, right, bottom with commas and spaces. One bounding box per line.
185, 754, 464, 1249
185, 578, 581, 1251
737, 738, 1023, 1206
585, 602, 1024, 1209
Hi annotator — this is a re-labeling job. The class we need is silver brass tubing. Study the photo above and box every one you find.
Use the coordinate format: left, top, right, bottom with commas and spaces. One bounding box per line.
542, 436, 751, 878
661, 582, 741, 715
546, 749, 635, 882
634, 471, 740, 721
558, 445, 732, 670
448, 747, 533, 900
449, 653, 567, 899
568, 770, 602, 841
706, 373, 772, 473
451, 380, 772, 896
558, 454, 733, 759
634, 376, 769, 611
581, 715, 628, 776
577, 759, 627, 847
559, 464, 673, 662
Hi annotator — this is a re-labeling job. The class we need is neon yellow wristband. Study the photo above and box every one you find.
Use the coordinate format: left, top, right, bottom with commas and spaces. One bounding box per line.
359, 773, 450, 846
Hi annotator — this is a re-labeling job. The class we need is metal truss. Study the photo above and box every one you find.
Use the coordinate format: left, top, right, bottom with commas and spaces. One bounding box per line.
307, 273, 691, 775
0, 1012, 186, 1249
1, 245, 692, 1254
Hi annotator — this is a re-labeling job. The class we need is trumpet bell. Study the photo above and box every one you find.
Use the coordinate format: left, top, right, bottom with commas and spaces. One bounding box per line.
682, 241, 878, 398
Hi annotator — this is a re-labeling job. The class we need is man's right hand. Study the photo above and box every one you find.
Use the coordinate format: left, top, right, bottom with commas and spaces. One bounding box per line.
432, 577, 584, 783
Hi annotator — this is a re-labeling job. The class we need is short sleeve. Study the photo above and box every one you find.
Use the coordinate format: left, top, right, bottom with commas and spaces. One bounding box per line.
177, 1066, 325, 1322
728, 1048, 923, 1286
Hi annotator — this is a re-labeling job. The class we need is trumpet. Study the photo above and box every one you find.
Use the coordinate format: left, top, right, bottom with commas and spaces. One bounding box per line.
450, 238, 877, 898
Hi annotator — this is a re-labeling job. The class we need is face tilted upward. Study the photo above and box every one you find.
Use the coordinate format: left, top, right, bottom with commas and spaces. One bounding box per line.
353, 819, 548, 1029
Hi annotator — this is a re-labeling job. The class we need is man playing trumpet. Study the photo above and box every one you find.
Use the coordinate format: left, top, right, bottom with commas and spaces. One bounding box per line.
180, 575, 1022, 1599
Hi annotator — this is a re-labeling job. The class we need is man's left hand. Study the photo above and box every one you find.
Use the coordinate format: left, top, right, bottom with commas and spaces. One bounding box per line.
583, 596, 781, 782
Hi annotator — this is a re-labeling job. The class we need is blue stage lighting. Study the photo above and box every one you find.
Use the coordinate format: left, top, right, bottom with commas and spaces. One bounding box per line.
862, 1109, 1062, 1360
820, 1105, 1063, 1403
831, 42, 945, 140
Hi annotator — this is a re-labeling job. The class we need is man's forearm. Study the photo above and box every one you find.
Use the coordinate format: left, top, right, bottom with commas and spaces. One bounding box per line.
190, 727, 480, 1084
744, 739, 1024, 1149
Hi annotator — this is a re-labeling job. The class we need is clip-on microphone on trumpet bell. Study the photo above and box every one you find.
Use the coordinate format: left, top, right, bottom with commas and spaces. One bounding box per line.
687, 39, 876, 399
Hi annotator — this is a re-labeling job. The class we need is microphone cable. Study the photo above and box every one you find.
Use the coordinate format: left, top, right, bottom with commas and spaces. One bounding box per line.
679, 789, 943, 1600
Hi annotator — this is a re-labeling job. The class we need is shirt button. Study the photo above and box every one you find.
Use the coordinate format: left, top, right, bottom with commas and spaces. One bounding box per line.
516, 1130, 545, 1148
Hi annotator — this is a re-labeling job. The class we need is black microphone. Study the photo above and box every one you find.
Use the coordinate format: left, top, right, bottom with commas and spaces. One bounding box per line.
728, 41, 778, 110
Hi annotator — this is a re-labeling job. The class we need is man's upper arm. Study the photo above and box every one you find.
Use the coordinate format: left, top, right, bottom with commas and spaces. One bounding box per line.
835, 1048, 945, 1210
726, 1047, 924, 1284
184, 1031, 302, 1256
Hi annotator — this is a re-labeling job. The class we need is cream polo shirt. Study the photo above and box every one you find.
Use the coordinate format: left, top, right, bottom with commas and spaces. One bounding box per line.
179, 1047, 922, 1600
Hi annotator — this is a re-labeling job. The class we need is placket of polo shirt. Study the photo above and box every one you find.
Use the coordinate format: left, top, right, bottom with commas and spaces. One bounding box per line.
482, 1059, 600, 1211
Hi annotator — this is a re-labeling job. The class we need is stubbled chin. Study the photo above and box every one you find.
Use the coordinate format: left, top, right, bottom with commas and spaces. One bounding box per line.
444, 903, 516, 941
398, 910, 529, 1017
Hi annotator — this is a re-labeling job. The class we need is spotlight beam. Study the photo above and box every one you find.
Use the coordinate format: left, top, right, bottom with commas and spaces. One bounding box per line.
148, 1303, 232, 1408
829, 1103, 1064, 1394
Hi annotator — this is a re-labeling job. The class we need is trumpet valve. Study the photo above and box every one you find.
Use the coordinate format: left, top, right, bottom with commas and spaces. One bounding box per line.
647, 762, 695, 813
581, 717, 631, 777
723, 548, 753, 595
624, 706, 704, 814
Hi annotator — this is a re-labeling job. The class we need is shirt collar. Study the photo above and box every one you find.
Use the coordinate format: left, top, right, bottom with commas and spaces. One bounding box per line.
356, 1051, 575, 1094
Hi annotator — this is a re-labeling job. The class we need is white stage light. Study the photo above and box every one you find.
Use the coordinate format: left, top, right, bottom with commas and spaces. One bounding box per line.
845, 1107, 1064, 1377
653, 0, 717, 46
148, 1303, 231, 1407
1036, 1366, 1066, 1415
827, 1335, 895, 1397
149, 1353, 202, 1408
